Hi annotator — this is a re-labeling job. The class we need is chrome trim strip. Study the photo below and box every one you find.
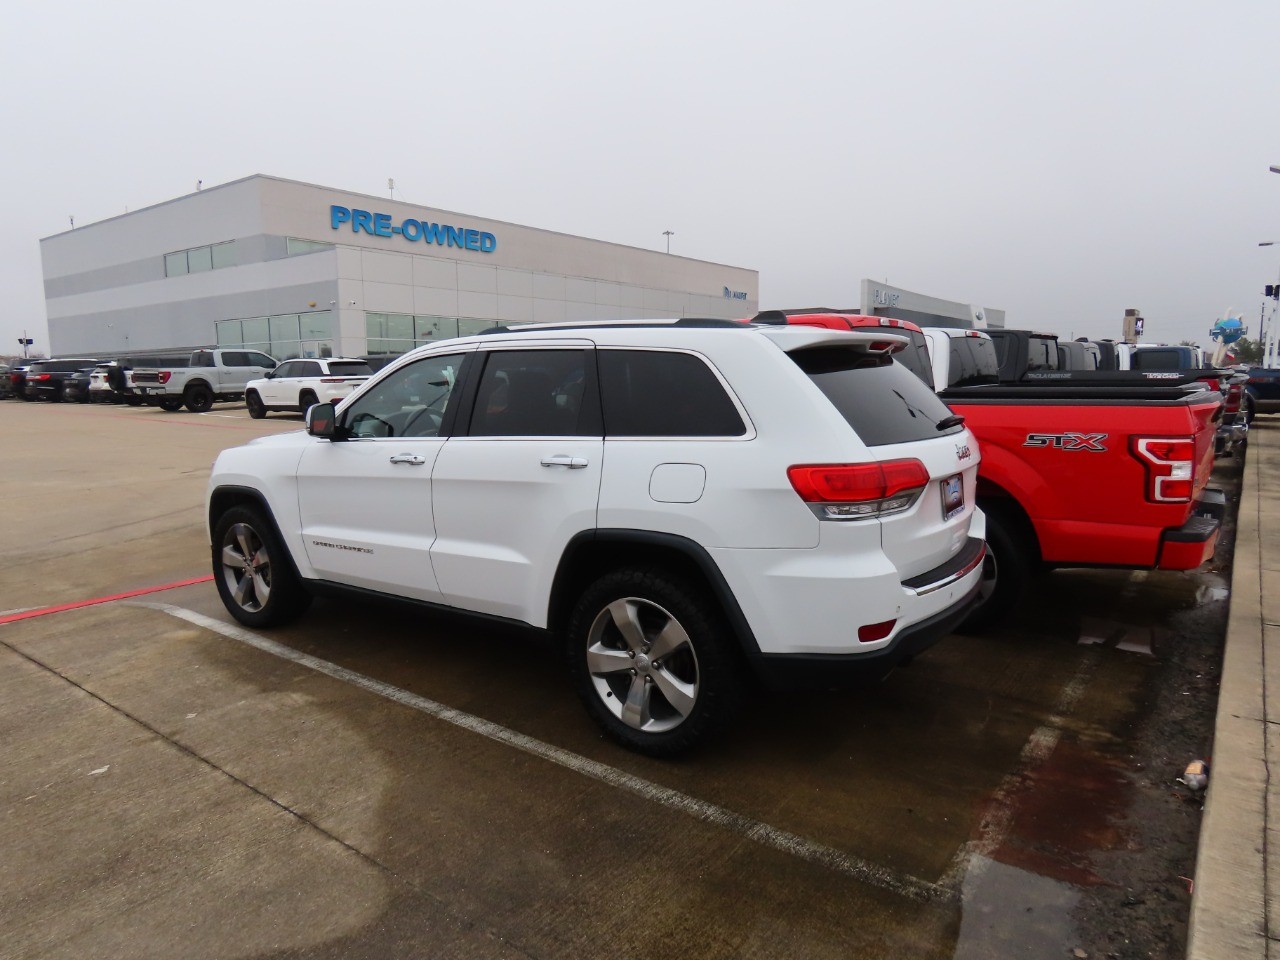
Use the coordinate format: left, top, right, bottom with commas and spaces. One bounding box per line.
906, 542, 987, 597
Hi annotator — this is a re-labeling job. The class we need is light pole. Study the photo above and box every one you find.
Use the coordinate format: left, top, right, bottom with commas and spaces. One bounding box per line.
663, 230, 674, 254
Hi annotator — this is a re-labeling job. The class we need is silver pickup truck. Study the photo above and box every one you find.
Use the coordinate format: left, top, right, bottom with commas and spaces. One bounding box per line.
132, 348, 277, 412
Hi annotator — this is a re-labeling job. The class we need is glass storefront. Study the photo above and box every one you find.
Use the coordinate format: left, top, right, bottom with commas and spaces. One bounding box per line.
216, 310, 334, 359
364, 312, 498, 354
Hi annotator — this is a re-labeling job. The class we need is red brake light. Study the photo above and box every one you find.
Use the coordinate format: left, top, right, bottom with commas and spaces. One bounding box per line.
35, 373, 52, 381
1133, 437, 1195, 503
320, 378, 345, 383
788, 460, 930, 519
158, 371, 172, 384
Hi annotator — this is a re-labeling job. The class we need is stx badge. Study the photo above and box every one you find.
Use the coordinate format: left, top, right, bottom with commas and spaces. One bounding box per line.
1024, 433, 1108, 452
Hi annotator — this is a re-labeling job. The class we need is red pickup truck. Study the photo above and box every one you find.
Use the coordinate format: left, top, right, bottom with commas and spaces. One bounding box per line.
757, 312, 1224, 628
939, 378, 1222, 626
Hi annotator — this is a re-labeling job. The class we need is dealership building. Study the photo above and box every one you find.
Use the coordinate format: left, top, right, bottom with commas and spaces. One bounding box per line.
39, 175, 760, 360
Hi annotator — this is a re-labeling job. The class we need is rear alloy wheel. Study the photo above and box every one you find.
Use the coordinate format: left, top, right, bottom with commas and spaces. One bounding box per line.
184, 383, 214, 413
298, 390, 318, 414
568, 567, 743, 756
245, 391, 266, 419
212, 505, 311, 628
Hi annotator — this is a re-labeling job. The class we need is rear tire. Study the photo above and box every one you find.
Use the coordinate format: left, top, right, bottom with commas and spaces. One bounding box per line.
567, 566, 744, 756
246, 391, 266, 419
184, 383, 214, 413
298, 390, 318, 414
959, 503, 1032, 633
212, 505, 312, 628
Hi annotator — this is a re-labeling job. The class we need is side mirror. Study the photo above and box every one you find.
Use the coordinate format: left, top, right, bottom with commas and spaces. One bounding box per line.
306, 402, 340, 439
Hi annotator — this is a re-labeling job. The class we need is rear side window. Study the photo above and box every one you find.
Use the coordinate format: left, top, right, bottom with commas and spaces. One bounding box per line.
791, 347, 963, 446
947, 337, 999, 388
469, 350, 596, 437
327, 361, 373, 376
599, 350, 746, 437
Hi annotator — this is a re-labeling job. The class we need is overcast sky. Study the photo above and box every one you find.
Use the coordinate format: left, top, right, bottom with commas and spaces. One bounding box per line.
4, 0, 1280, 357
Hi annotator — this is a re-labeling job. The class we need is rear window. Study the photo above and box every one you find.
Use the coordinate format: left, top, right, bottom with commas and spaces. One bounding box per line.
1027, 338, 1059, 371
947, 337, 999, 388
327, 361, 373, 376
791, 347, 964, 446
1132, 348, 1186, 371
895, 332, 934, 385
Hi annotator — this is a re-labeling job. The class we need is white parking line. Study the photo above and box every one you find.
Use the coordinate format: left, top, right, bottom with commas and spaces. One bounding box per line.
134, 601, 954, 905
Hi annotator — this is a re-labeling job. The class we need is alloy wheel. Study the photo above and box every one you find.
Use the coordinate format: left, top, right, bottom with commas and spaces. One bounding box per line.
585, 597, 700, 733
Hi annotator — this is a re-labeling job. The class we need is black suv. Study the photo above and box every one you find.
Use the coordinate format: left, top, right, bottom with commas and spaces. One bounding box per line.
23, 358, 100, 401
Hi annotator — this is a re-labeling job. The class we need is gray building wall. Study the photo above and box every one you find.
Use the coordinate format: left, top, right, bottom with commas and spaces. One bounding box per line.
40, 175, 759, 358
859, 279, 1005, 330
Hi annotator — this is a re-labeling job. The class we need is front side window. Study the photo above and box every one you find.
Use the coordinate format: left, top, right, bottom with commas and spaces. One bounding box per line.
245, 352, 276, 368
599, 350, 746, 437
344, 353, 466, 439
468, 350, 593, 437
273, 361, 299, 378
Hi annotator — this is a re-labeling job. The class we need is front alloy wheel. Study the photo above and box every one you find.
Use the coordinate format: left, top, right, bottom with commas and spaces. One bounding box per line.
211, 505, 311, 627
220, 522, 273, 614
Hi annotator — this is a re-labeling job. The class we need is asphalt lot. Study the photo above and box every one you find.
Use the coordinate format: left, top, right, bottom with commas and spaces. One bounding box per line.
0, 399, 1236, 959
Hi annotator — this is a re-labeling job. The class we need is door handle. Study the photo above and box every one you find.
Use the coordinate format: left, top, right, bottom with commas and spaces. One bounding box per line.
389, 453, 426, 465
540, 455, 589, 469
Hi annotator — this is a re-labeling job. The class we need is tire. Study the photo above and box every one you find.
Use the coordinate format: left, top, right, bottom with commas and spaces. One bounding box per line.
567, 566, 744, 756
959, 503, 1033, 633
1242, 395, 1255, 426
212, 505, 312, 628
298, 390, 318, 414
184, 383, 214, 413
158, 397, 184, 412
245, 391, 266, 419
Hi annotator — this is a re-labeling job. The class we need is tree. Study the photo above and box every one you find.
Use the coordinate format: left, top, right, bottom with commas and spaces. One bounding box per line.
1230, 337, 1264, 364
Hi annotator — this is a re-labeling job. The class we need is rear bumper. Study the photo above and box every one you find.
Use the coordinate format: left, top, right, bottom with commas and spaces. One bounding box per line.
1214, 418, 1249, 458
1155, 497, 1221, 570
748, 578, 983, 691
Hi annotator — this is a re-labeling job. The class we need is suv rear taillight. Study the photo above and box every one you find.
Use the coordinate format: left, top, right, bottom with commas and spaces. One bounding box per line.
1133, 437, 1194, 503
787, 459, 930, 520
34, 373, 51, 381
158, 371, 172, 384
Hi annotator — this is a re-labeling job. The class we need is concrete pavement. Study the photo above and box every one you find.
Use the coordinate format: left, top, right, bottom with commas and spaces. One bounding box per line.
1189, 416, 1280, 959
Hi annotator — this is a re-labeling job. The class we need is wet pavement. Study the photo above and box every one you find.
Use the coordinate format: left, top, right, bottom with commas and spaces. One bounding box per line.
0, 400, 1245, 958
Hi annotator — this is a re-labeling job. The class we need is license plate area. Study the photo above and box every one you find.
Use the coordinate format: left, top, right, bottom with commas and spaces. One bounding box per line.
941, 473, 964, 520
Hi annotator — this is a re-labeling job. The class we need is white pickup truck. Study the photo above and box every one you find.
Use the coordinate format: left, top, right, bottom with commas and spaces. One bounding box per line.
132, 348, 277, 412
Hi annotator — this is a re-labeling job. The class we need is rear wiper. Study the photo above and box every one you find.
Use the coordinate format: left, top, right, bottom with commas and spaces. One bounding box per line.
936, 414, 965, 431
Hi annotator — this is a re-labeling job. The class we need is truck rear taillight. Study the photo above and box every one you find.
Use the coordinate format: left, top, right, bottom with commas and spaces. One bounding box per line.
1224, 383, 1243, 414
158, 371, 171, 384
787, 459, 929, 520
1133, 437, 1194, 503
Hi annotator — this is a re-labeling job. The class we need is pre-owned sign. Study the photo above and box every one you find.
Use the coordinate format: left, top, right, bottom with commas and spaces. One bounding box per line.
330, 205, 497, 253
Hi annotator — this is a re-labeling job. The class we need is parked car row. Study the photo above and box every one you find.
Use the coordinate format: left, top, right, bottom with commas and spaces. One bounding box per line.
201, 313, 1257, 756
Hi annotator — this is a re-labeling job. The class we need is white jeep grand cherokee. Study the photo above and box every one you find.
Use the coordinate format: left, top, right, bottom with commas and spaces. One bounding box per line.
207, 319, 986, 755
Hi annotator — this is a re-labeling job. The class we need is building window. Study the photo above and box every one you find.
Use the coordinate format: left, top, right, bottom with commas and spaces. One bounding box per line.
215, 309, 334, 360
365, 312, 497, 355
286, 237, 335, 256
164, 240, 237, 277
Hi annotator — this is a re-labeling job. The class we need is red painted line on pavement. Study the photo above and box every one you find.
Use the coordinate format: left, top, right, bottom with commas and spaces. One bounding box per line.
0, 576, 215, 625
